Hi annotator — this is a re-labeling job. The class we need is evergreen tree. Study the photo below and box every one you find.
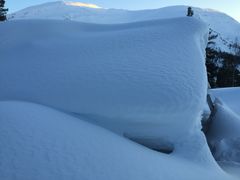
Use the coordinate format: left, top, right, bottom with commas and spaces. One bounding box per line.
205, 29, 219, 87
231, 38, 240, 56
215, 51, 240, 87
205, 29, 240, 88
187, 7, 194, 17
0, 0, 8, 21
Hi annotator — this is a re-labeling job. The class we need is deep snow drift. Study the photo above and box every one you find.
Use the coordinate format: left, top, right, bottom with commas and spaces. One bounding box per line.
207, 88, 240, 178
0, 18, 208, 151
208, 101, 240, 163
0, 101, 231, 180
208, 88, 240, 163
210, 87, 240, 117
0, 6, 236, 179
9, 1, 240, 52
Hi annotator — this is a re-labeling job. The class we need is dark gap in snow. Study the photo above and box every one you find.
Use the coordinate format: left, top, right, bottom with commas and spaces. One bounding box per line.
201, 94, 220, 162
124, 134, 174, 154
70, 112, 174, 154
203, 95, 225, 163
201, 94, 216, 134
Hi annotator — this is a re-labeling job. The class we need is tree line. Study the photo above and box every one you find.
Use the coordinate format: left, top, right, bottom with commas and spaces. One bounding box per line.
206, 29, 240, 88
0, 0, 8, 21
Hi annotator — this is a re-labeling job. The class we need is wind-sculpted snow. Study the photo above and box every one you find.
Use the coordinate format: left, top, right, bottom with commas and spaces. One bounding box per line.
210, 88, 240, 117
0, 101, 232, 180
9, 2, 240, 52
208, 88, 240, 170
0, 18, 208, 149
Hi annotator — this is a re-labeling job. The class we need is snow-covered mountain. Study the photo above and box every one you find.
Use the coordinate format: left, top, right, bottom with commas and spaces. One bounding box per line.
9, 1, 240, 52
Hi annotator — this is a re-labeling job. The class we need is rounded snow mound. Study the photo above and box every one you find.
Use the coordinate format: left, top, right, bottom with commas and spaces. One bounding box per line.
0, 101, 231, 180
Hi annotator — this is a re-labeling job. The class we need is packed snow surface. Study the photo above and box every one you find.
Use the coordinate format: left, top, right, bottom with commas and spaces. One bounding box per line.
9, 1, 240, 51
0, 18, 208, 149
0, 101, 232, 180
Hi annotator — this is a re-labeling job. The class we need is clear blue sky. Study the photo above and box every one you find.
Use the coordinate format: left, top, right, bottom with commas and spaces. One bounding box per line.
6, 0, 240, 22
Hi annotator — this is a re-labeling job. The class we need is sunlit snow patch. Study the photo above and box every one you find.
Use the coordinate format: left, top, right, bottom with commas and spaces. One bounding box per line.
63, 1, 102, 9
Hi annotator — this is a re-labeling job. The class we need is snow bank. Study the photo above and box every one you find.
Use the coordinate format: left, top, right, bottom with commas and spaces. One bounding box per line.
0, 18, 208, 150
210, 87, 240, 116
207, 102, 240, 162
207, 88, 240, 164
0, 101, 232, 180
9, 2, 240, 51
0, 5, 237, 179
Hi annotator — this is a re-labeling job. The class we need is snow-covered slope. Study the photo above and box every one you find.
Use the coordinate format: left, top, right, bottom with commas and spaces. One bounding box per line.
0, 18, 208, 152
0, 101, 232, 180
210, 87, 240, 117
208, 101, 240, 163
9, 1, 240, 52
208, 88, 240, 163
207, 88, 240, 179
